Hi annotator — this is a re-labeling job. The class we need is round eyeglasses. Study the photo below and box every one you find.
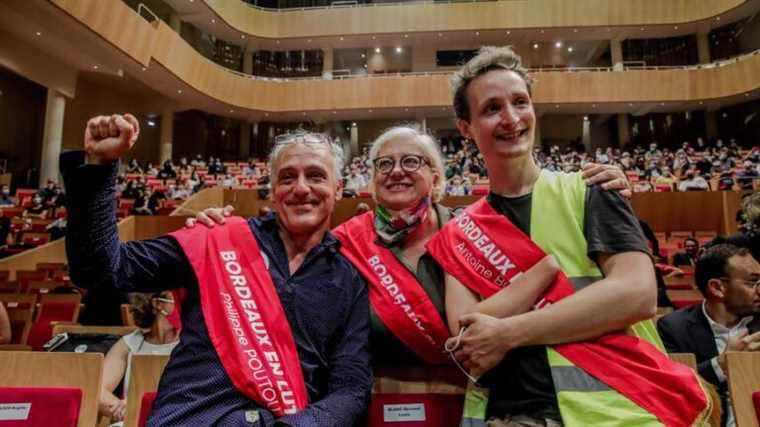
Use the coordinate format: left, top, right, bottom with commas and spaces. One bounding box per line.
372, 154, 429, 174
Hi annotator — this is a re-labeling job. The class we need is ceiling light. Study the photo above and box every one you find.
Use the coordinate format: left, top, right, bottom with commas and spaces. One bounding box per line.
506, 30, 511, 35
699, 101, 704, 105
438, 33, 442, 37
540, 29, 545, 34
229, 109, 234, 113
404, 34, 408, 38
583, 116, 589, 121
395, 47, 403, 53
660, 102, 665, 106
332, 111, 336, 114
567, 46, 574, 52
177, 89, 182, 94
475, 32, 480, 36
361, 53, 365, 58
211, 19, 215, 23
606, 28, 611, 32
340, 37, 344, 41
375, 47, 381, 53
93, 65, 99, 69
302, 112, 306, 115
592, 104, 597, 108
307, 39, 311, 43
241, 35, 245, 39
674, 26, 679, 30
369, 109, 373, 113
640, 27, 645, 31
363, 64, 367, 68
628, 103, 633, 106
372, 36, 376, 40
716, 16, 721, 21
555, 41, 563, 48
573, 29, 578, 33
147, 120, 156, 127
141, 67, 147, 71
35, 31, 41, 36
405, 108, 409, 112
533, 43, 539, 49
351, 122, 357, 126
265, 113, 269, 117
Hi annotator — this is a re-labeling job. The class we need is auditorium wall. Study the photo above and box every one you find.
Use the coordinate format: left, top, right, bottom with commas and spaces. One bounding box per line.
61, 75, 172, 163
0, 67, 46, 188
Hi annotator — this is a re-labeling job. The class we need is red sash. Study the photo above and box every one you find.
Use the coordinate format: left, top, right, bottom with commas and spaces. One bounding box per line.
333, 212, 450, 364
170, 217, 308, 417
426, 199, 708, 427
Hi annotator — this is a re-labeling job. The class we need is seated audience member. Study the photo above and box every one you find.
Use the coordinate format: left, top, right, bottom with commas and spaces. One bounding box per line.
46, 216, 67, 241
147, 189, 166, 214
121, 180, 139, 200
726, 192, 760, 261
353, 202, 370, 217
736, 160, 759, 190
157, 160, 177, 180
678, 170, 709, 191
65, 114, 371, 425
132, 189, 152, 216
0, 303, 10, 344
657, 244, 760, 426
717, 170, 735, 191
0, 185, 13, 206
99, 292, 179, 424
126, 158, 143, 174
23, 195, 48, 219
221, 173, 236, 188
673, 237, 700, 267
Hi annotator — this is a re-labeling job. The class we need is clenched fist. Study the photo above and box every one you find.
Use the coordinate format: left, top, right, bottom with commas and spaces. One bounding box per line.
84, 114, 140, 165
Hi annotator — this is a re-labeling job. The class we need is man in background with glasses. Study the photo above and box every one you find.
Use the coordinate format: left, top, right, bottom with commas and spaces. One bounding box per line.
62, 114, 371, 426
658, 244, 760, 426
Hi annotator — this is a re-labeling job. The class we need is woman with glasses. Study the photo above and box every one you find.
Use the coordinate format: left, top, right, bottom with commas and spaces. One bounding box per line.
99, 291, 179, 424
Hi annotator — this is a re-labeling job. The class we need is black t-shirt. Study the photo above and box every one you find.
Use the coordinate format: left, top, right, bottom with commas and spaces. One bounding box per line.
482, 184, 649, 420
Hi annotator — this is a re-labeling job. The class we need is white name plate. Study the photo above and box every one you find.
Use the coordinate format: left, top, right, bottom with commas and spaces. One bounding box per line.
383, 403, 426, 422
0, 403, 31, 420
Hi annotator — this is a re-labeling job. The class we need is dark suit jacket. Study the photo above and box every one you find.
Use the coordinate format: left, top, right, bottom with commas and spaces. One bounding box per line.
671, 251, 696, 267
657, 303, 760, 421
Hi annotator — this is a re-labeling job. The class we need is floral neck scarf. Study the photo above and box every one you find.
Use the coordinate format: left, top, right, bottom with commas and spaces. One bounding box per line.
374, 197, 431, 246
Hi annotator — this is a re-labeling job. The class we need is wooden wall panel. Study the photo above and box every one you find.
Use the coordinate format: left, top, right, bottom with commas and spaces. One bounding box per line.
203, 0, 747, 39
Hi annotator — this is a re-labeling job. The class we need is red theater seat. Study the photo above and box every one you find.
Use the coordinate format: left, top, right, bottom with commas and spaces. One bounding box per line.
27, 294, 81, 350
0, 387, 81, 427
138, 392, 157, 427
753, 391, 760, 423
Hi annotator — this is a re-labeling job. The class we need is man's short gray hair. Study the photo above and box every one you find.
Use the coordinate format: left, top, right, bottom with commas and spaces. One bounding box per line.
368, 125, 445, 202
268, 133, 345, 184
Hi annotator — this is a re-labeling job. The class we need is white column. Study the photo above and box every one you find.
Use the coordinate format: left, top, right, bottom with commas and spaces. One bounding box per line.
39, 89, 66, 186
420, 117, 427, 133
582, 116, 591, 152
350, 122, 359, 159
611, 38, 624, 71
159, 110, 174, 163
243, 45, 254, 75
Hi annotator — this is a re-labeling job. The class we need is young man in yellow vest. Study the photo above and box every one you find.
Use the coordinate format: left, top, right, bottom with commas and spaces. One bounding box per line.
430, 46, 710, 426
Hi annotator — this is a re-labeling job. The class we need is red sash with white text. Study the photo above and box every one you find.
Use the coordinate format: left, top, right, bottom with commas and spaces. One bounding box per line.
170, 217, 308, 417
333, 212, 450, 364
426, 199, 708, 427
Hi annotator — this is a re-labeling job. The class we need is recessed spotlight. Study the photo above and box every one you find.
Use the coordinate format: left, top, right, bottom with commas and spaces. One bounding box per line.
177, 89, 183, 94
475, 32, 480, 36
567, 46, 574, 53
241, 35, 245, 39
332, 111, 336, 114
438, 33, 442, 37
606, 28, 611, 32
363, 64, 367, 68
361, 53, 366, 58
555, 105, 559, 109
93, 65, 99, 69
302, 112, 306, 116
230, 109, 234, 113
307, 39, 311, 43
628, 103, 633, 106
583, 116, 589, 121
141, 67, 147, 71
745, 93, 750, 97
404, 34, 408, 38
555, 41, 563, 48
640, 27, 645, 31
592, 104, 597, 108
351, 122, 357, 126
573, 29, 578, 33
375, 47, 381, 53
674, 26, 678, 30
540, 29, 545, 34
405, 108, 409, 112
147, 120, 156, 127
533, 43, 539, 49
276, 40, 280, 44
211, 19, 215, 23
716, 16, 721, 21
506, 30, 510, 35
340, 37, 344, 41
189, 0, 194, 2
35, 31, 41, 36
660, 102, 665, 106
395, 47, 403, 53
699, 101, 704, 105
369, 109, 373, 113
372, 36, 376, 40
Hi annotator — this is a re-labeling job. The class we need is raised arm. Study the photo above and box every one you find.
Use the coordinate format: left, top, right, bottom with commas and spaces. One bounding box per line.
64, 114, 193, 293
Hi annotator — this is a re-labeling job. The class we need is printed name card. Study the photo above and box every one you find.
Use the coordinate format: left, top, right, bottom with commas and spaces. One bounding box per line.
383, 403, 426, 422
0, 403, 31, 420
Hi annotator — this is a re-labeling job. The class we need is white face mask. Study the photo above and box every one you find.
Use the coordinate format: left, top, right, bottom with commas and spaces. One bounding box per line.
444, 327, 481, 385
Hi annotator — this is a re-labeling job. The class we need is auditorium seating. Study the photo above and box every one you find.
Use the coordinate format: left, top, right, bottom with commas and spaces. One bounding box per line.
0, 351, 103, 427
27, 294, 82, 350
726, 352, 760, 427
51, 324, 138, 337
124, 354, 170, 427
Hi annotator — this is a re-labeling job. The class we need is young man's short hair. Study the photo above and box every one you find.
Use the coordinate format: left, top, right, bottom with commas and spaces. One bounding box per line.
695, 244, 749, 296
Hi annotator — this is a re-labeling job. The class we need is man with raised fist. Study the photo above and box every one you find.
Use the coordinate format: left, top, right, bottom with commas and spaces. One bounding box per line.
62, 114, 371, 426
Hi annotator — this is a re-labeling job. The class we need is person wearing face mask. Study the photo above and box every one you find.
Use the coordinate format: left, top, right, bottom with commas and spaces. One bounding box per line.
0, 185, 13, 206
63, 114, 371, 425
99, 291, 180, 425
427, 46, 712, 427
23, 195, 48, 219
